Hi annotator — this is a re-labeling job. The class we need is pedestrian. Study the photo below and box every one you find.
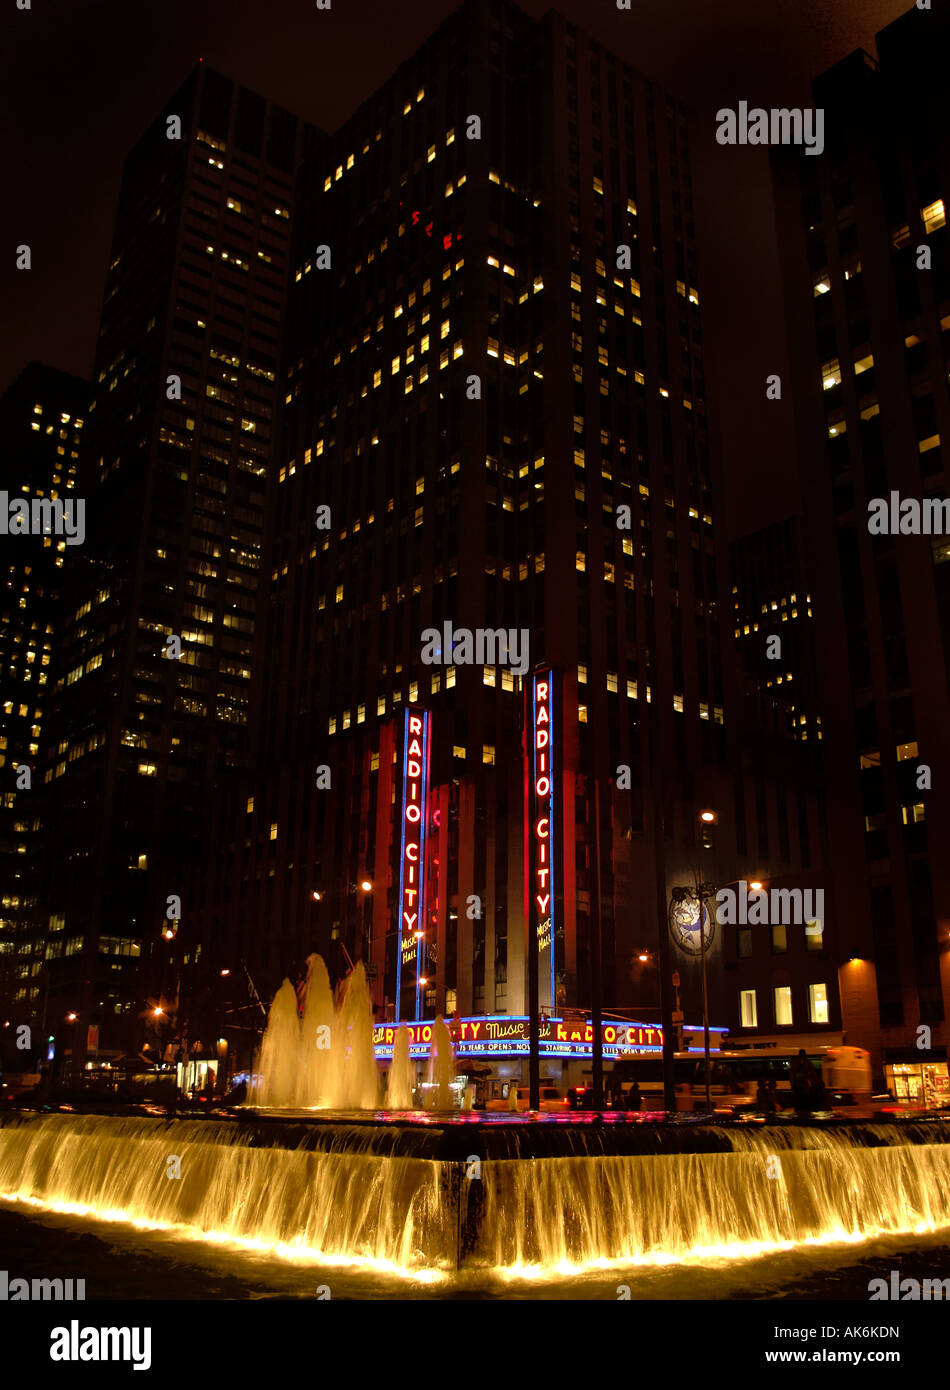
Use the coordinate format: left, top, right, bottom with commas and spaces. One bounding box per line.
756, 1078, 776, 1113
628, 1080, 642, 1112
766, 1078, 779, 1111
791, 1049, 812, 1112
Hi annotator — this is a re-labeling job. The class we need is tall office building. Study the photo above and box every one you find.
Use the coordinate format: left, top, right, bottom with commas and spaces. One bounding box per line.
726, 518, 835, 1052
731, 517, 821, 745
36, 67, 316, 1065
190, 0, 828, 1075
0, 363, 88, 1024
772, 0, 950, 1086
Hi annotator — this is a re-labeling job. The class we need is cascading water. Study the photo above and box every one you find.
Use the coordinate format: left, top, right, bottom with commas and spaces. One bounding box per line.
250, 955, 381, 1110
4, 1112, 950, 1276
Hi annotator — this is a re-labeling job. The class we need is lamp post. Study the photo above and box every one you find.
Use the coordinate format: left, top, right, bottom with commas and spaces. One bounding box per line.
695, 881, 716, 1114
590, 780, 604, 1111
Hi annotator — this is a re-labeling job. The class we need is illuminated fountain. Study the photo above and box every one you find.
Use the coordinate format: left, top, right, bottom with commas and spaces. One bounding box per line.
386, 1028, 415, 1110
4, 1112, 950, 1277
250, 955, 380, 1110
423, 1015, 455, 1110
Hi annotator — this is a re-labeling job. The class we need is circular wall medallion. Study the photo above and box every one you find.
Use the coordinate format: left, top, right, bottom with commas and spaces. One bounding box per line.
669, 896, 714, 956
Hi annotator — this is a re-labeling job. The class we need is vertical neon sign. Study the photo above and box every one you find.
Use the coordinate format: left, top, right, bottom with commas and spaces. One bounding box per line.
530, 671, 556, 1011
396, 707, 431, 1022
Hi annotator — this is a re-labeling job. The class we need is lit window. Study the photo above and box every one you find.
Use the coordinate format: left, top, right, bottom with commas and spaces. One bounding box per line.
922, 199, 946, 233
270, 822, 278, 840
808, 983, 829, 1024
821, 359, 841, 390
805, 919, 823, 952
739, 989, 757, 1028
773, 986, 793, 1026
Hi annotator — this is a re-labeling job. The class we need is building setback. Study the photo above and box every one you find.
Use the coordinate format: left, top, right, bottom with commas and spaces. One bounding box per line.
189, 0, 833, 1085
33, 67, 317, 1067
772, 0, 950, 1082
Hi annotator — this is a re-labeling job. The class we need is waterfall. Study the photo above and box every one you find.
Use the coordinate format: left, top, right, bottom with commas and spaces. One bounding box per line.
3, 1112, 950, 1275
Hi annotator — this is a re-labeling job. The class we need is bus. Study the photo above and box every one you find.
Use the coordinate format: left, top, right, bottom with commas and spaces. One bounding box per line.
611, 1049, 829, 1111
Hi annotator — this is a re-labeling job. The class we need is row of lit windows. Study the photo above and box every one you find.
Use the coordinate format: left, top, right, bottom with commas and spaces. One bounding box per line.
32, 404, 84, 427
325, 666, 525, 735
739, 983, 828, 1028
319, 91, 426, 192
821, 352, 873, 390
859, 742, 919, 767
864, 804, 926, 830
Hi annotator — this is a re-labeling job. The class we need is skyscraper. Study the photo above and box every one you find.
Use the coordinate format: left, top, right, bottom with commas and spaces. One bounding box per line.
192, 0, 814, 1076
35, 67, 316, 1065
772, 0, 950, 1081
0, 363, 88, 1025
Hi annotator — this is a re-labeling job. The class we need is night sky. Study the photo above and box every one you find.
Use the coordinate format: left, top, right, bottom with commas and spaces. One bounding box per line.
3, 0, 907, 535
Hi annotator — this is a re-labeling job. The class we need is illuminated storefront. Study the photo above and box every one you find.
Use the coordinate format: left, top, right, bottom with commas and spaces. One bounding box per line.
374, 1015, 727, 1072
884, 1051, 950, 1108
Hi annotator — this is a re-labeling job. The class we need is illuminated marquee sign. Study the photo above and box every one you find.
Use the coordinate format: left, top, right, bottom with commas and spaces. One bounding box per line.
373, 1015, 728, 1061
528, 671, 557, 1009
396, 707, 432, 1022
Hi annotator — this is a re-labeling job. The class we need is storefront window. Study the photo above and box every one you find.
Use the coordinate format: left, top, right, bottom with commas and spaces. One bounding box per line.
886, 1061, 950, 1107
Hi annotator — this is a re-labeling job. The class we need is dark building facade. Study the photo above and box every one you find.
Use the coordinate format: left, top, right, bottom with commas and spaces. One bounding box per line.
189, 0, 833, 1084
731, 516, 821, 745
772, 0, 950, 1084
725, 519, 836, 1052
33, 68, 316, 1067
0, 363, 89, 1033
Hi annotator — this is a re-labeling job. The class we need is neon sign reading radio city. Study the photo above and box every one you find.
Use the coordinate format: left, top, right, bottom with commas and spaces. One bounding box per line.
396, 708, 431, 1021
530, 671, 556, 1008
